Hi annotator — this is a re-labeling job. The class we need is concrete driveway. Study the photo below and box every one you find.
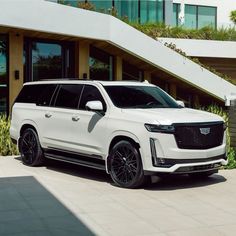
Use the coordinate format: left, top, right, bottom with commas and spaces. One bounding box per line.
0, 156, 236, 236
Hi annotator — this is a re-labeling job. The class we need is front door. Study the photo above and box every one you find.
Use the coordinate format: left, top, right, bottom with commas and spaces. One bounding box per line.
70, 85, 109, 158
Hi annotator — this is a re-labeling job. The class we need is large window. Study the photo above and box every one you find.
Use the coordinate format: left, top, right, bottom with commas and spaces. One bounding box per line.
185, 5, 217, 29
90, 1, 113, 13
122, 61, 143, 81
24, 39, 75, 81
89, 46, 114, 81
172, 3, 180, 27
115, 0, 139, 22
198, 6, 216, 29
59, 0, 166, 24
185, 5, 197, 29
32, 42, 62, 81
62, 0, 84, 7
140, 0, 164, 24
0, 35, 8, 114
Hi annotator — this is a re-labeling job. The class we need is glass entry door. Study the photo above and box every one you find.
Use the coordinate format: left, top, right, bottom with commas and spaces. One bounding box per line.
24, 39, 75, 82
0, 35, 8, 114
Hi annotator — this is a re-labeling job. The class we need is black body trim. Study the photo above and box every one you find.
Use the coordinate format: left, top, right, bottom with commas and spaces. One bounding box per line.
43, 148, 105, 171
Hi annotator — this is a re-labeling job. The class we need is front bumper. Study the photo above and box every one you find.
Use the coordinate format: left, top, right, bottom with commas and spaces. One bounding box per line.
144, 158, 227, 175
141, 133, 227, 175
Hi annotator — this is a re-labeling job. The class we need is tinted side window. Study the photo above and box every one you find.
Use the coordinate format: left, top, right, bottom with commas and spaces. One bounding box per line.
15, 85, 45, 103
79, 85, 106, 111
54, 84, 83, 109
37, 84, 57, 106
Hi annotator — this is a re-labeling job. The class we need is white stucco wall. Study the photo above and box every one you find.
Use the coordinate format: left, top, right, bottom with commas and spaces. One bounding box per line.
158, 38, 236, 58
0, 0, 235, 101
173, 0, 236, 28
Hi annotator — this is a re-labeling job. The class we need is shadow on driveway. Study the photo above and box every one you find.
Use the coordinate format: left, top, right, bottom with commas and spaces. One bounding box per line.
14, 156, 227, 191
144, 173, 226, 191
0, 175, 95, 236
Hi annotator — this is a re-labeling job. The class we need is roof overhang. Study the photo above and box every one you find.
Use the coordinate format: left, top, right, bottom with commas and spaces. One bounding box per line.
0, 0, 236, 102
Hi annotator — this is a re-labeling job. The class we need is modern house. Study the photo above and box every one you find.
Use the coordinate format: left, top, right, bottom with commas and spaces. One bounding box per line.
0, 0, 236, 114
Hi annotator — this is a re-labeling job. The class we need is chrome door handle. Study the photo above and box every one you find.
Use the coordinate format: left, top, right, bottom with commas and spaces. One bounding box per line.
72, 115, 80, 122
45, 113, 52, 118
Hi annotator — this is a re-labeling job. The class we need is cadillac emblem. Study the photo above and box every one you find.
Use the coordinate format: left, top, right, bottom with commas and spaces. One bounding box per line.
200, 127, 211, 135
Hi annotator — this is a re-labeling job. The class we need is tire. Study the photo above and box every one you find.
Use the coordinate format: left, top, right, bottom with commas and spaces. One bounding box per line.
189, 170, 218, 179
19, 128, 45, 166
109, 140, 146, 188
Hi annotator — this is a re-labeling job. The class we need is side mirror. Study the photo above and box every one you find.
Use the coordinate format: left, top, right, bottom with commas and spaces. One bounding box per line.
176, 100, 185, 108
85, 101, 103, 112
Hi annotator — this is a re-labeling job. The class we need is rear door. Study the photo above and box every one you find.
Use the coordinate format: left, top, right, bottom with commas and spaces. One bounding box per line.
40, 84, 83, 151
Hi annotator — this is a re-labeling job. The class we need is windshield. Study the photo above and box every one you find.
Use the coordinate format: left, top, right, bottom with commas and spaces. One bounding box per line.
104, 85, 180, 109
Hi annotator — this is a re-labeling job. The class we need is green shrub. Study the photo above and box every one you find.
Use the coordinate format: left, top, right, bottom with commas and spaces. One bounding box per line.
230, 10, 236, 25
200, 104, 236, 169
130, 23, 236, 41
0, 115, 18, 156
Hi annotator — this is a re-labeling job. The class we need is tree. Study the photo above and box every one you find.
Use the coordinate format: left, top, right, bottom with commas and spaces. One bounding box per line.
230, 10, 236, 24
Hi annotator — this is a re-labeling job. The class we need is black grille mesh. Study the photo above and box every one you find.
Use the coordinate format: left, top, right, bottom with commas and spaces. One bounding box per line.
174, 123, 224, 149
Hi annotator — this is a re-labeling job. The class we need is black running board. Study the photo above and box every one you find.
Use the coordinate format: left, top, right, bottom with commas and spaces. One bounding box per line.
44, 148, 106, 171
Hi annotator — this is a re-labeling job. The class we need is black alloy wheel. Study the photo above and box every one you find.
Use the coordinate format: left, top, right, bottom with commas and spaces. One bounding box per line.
20, 128, 44, 166
110, 140, 145, 188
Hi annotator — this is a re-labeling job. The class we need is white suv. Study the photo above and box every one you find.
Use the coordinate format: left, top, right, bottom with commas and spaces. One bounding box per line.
10, 80, 227, 188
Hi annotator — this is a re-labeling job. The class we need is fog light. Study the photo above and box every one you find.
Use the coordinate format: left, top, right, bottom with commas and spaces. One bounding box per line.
150, 138, 166, 166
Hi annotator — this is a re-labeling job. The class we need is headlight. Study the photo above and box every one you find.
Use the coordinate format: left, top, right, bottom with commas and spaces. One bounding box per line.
144, 124, 175, 133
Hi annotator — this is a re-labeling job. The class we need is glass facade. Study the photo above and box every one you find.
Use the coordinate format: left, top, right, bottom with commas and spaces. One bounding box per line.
122, 61, 143, 81
90, 1, 113, 13
115, 0, 139, 22
140, 0, 164, 24
0, 35, 8, 114
62, 0, 84, 7
89, 46, 114, 81
32, 42, 62, 81
185, 5, 217, 29
185, 5, 197, 29
24, 39, 75, 81
198, 6, 216, 29
59, 0, 165, 24
172, 3, 180, 27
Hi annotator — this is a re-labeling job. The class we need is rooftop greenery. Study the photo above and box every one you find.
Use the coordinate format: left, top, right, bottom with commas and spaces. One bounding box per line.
130, 23, 236, 41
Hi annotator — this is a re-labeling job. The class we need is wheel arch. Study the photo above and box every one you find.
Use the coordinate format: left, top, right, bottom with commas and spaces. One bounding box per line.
20, 123, 38, 137
106, 133, 141, 173
19, 120, 40, 150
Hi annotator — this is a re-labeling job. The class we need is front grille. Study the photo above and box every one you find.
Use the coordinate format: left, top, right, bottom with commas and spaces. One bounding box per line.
174, 122, 224, 149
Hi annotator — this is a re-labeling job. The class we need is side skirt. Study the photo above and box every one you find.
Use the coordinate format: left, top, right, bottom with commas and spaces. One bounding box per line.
43, 148, 106, 171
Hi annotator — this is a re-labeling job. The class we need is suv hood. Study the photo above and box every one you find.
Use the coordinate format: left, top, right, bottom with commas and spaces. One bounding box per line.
121, 108, 223, 125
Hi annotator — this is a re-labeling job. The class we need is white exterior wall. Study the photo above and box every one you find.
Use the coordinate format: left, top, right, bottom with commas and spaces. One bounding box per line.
158, 38, 236, 58
0, 0, 235, 102
173, 0, 236, 28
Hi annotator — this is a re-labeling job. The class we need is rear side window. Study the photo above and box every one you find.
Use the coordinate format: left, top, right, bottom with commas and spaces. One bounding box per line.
15, 84, 57, 106
79, 85, 106, 111
54, 84, 83, 109
37, 84, 57, 106
15, 85, 45, 104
